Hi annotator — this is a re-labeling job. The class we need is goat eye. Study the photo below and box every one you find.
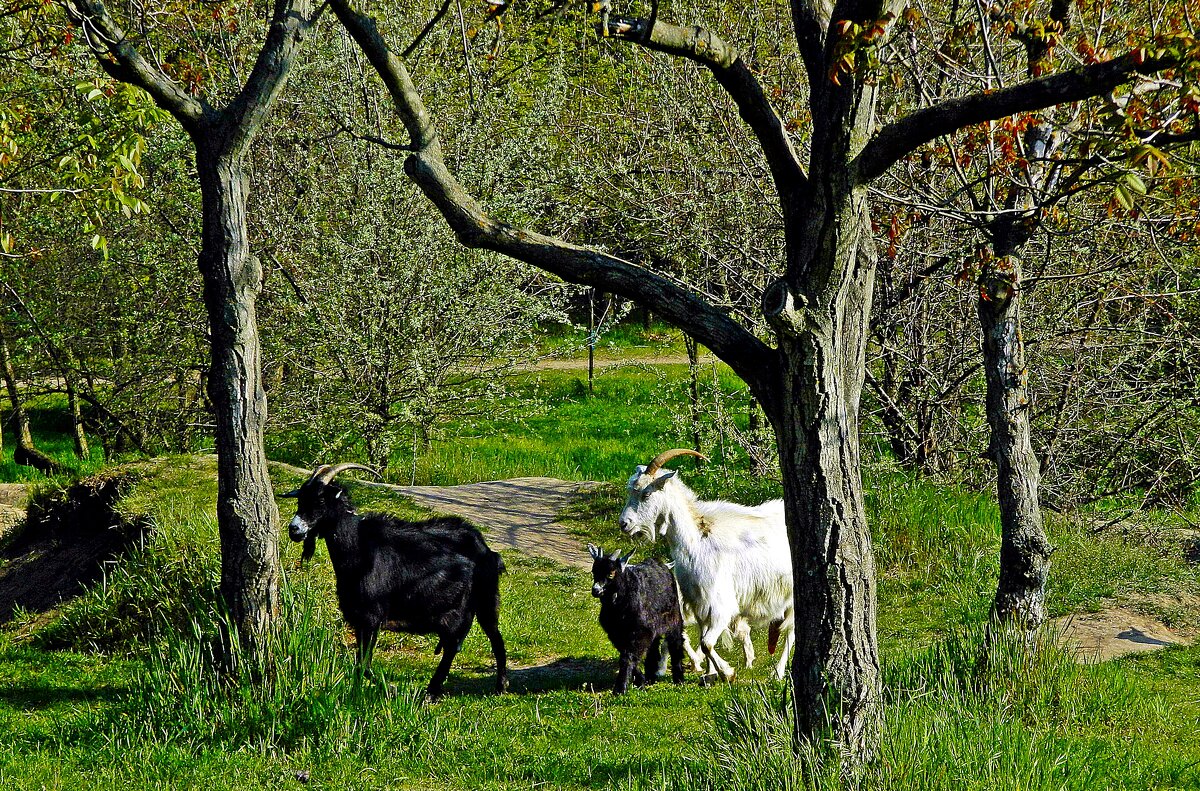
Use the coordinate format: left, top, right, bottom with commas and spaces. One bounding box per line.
609, 570, 616, 578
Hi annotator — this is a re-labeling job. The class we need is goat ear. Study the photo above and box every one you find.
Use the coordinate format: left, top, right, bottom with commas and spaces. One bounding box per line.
588, 544, 601, 559
648, 469, 677, 489
619, 549, 635, 567
280, 487, 301, 498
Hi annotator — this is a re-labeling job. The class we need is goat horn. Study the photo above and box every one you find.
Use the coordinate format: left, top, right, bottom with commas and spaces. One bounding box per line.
312, 463, 384, 485
644, 448, 708, 476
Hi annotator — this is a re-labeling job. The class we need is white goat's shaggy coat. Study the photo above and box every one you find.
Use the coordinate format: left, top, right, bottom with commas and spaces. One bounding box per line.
619, 466, 795, 681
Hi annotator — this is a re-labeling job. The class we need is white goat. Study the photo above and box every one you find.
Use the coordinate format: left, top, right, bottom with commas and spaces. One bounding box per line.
619, 448, 794, 681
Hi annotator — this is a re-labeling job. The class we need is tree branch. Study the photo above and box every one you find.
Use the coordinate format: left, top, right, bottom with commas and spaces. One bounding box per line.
789, 0, 830, 87
604, 14, 808, 214
329, 0, 780, 400
220, 0, 318, 153
401, 0, 452, 59
853, 51, 1183, 184
59, 0, 208, 133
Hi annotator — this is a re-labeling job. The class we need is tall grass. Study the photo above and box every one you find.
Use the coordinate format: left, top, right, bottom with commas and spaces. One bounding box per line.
699, 625, 1198, 791
127, 581, 431, 758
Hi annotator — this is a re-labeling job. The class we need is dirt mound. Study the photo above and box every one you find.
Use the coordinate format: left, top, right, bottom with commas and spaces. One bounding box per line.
0, 472, 148, 624
1053, 607, 1190, 662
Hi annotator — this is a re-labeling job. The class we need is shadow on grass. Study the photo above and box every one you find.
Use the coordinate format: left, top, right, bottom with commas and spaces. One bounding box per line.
427, 656, 615, 697
0, 682, 131, 710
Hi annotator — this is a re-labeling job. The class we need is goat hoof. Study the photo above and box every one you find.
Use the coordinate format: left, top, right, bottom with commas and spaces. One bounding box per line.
496, 677, 509, 695
698, 674, 718, 688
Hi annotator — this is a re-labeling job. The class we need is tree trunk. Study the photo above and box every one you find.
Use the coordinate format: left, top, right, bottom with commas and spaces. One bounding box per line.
685, 334, 702, 449
977, 254, 1051, 627
66, 380, 89, 459
196, 151, 281, 654
765, 199, 881, 760
0, 325, 62, 474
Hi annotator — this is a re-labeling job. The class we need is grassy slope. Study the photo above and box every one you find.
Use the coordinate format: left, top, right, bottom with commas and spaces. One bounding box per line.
1, 362, 1199, 789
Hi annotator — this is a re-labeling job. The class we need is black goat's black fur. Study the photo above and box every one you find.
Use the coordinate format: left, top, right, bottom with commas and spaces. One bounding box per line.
589, 545, 685, 694
287, 476, 507, 699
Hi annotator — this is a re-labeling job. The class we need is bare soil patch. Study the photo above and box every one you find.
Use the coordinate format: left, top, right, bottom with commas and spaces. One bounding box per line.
1053, 607, 1191, 662
380, 478, 602, 569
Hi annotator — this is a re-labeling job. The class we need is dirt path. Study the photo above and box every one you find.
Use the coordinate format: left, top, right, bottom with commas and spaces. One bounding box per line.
378, 478, 601, 569
1052, 607, 1190, 662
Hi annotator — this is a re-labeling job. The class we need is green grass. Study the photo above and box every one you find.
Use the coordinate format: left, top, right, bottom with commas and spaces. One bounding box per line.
535, 319, 690, 361
3, 363, 1200, 789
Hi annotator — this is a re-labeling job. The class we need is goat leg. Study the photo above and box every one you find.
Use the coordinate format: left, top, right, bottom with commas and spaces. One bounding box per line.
355, 625, 380, 683
615, 650, 636, 694
666, 628, 686, 684
426, 631, 463, 701
643, 637, 663, 686
474, 597, 508, 694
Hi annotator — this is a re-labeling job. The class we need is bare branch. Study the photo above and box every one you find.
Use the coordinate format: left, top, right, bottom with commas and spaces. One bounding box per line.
603, 14, 809, 214
329, 0, 780, 399
853, 51, 1184, 184
401, 0, 452, 59
220, 0, 318, 153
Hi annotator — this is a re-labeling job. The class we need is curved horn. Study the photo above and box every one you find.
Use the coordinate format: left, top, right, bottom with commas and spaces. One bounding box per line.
314, 463, 384, 485
644, 448, 709, 476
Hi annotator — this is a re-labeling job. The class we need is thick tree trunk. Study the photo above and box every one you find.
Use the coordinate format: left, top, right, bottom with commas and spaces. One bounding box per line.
196, 151, 281, 654
977, 255, 1051, 627
765, 196, 881, 760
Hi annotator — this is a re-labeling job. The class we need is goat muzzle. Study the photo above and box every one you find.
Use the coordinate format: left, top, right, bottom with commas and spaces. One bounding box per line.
288, 515, 310, 542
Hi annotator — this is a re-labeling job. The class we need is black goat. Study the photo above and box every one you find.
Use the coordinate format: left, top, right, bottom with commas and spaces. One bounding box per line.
284, 464, 507, 699
588, 544, 685, 694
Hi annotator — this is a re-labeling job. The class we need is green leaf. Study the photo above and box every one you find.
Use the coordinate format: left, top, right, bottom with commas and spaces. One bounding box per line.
1122, 172, 1147, 196
1113, 183, 1134, 210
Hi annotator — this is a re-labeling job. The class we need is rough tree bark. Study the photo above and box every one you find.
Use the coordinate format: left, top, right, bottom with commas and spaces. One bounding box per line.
977, 251, 1052, 627
66, 379, 88, 459
62, 0, 315, 655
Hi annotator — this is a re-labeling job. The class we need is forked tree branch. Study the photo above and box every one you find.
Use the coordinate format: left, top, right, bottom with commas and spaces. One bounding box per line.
604, 14, 809, 214
328, 0, 781, 399
220, 0, 318, 154
62, 0, 316, 150
854, 51, 1184, 184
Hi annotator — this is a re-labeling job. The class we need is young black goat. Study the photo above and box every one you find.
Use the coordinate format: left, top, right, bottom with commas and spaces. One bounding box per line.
284, 464, 508, 699
588, 544, 685, 694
